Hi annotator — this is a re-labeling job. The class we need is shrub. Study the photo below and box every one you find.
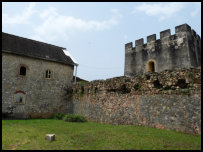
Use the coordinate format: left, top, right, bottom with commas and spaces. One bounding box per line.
134, 84, 141, 90
63, 114, 87, 122
53, 113, 65, 120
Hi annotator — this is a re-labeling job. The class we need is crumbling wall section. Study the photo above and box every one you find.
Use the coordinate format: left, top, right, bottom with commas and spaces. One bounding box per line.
72, 68, 201, 134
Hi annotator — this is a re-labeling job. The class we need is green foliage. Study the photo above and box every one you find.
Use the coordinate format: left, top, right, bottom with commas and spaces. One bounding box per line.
134, 84, 142, 90
63, 114, 87, 122
187, 72, 196, 83
80, 81, 86, 87
137, 74, 142, 79
53, 113, 65, 120
78, 81, 86, 96
187, 72, 195, 79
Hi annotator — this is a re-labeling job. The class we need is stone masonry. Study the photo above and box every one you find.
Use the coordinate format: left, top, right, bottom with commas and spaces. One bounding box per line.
71, 68, 201, 134
2, 32, 76, 119
124, 24, 201, 76
2, 52, 74, 119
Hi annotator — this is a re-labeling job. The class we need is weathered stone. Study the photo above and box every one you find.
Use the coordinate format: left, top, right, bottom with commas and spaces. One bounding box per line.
72, 68, 201, 134
124, 24, 201, 76
2, 52, 74, 119
45, 134, 55, 141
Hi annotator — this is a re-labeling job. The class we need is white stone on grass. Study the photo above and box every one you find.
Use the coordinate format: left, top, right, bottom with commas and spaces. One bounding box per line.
45, 134, 55, 141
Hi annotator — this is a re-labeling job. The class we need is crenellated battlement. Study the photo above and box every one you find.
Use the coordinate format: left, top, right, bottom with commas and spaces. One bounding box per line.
124, 23, 201, 76
160, 29, 171, 39
125, 23, 200, 51
147, 34, 156, 43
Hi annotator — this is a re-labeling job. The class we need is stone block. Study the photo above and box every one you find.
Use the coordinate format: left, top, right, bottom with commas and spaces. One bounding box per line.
125, 42, 133, 48
147, 34, 156, 42
175, 24, 191, 33
45, 134, 55, 141
160, 29, 171, 39
135, 38, 144, 46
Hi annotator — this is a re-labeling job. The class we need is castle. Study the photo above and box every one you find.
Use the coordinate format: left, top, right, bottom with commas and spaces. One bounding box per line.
70, 23, 201, 134
2, 24, 201, 134
2, 32, 77, 118
124, 23, 201, 76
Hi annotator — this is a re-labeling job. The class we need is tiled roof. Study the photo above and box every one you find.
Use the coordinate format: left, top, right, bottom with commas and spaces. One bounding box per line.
2, 32, 75, 66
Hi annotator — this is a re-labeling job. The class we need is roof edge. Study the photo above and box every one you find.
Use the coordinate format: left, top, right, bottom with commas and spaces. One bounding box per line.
2, 50, 75, 66
2, 32, 66, 50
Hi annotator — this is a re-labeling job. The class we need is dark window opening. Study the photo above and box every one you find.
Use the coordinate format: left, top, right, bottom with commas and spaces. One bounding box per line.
20, 66, 26, 76
45, 70, 51, 78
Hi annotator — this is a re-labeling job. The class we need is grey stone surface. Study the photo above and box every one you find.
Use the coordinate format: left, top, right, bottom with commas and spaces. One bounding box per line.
2, 52, 74, 118
72, 94, 201, 134
72, 68, 201, 134
124, 23, 201, 76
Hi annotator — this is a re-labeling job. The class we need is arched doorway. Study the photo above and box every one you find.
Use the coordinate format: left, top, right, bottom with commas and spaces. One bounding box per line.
146, 60, 156, 73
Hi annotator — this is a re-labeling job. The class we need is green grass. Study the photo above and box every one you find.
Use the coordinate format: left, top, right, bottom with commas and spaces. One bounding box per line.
2, 119, 201, 150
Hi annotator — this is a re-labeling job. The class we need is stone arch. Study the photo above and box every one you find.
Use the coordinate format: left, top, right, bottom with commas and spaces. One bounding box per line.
14, 90, 26, 104
146, 59, 157, 73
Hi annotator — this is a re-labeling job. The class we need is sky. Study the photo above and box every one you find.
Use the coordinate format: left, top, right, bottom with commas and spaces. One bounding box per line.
2, 2, 201, 81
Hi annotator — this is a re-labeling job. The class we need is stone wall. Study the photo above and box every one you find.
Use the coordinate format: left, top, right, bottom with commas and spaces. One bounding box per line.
124, 24, 201, 76
71, 68, 201, 134
2, 52, 74, 119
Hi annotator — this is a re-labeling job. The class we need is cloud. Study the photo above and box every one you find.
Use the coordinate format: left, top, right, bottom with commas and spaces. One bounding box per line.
2, 2, 36, 25
190, 2, 201, 17
133, 2, 185, 21
31, 7, 122, 42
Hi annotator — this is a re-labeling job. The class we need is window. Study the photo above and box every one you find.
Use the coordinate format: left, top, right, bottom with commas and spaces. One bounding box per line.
20, 66, 26, 76
45, 70, 52, 78
14, 90, 26, 104
16, 93, 24, 103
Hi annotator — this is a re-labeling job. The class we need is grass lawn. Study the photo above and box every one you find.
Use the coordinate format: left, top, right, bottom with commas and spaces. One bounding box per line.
2, 119, 201, 150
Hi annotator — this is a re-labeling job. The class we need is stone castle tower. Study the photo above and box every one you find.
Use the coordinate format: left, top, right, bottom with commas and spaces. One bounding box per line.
124, 23, 201, 76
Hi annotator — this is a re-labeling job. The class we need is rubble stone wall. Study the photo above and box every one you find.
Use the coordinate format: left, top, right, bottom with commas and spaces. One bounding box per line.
71, 68, 201, 134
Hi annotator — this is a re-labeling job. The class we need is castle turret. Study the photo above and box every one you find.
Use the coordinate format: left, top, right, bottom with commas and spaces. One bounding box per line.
124, 23, 201, 76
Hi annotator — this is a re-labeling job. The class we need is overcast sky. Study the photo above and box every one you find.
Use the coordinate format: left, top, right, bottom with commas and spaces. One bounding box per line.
2, 2, 201, 81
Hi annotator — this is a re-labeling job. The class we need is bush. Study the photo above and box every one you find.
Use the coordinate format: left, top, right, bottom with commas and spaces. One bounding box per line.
63, 114, 87, 122
53, 113, 65, 120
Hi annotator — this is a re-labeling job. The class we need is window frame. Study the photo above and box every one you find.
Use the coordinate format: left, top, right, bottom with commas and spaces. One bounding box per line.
14, 90, 26, 105
20, 66, 26, 76
146, 59, 157, 73
18, 64, 29, 78
44, 69, 53, 79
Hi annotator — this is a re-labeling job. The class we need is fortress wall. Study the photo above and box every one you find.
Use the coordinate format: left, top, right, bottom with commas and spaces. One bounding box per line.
124, 24, 201, 76
71, 68, 201, 134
